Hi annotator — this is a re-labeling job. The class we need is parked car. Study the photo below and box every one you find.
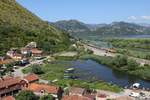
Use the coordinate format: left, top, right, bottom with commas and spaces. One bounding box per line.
129, 92, 140, 97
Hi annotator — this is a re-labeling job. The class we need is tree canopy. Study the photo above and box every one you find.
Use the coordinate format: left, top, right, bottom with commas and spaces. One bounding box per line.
16, 90, 39, 100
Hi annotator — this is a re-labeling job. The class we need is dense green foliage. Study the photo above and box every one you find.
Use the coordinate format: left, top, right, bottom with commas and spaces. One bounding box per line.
31, 64, 44, 74
107, 38, 150, 60
55, 79, 122, 93
97, 55, 140, 71
16, 90, 39, 100
0, 0, 70, 55
40, 95, 53, 100
109, 38, 150, 49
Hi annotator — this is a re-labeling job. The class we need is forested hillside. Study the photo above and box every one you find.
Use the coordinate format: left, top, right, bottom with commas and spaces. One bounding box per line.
0, 0, 70, 55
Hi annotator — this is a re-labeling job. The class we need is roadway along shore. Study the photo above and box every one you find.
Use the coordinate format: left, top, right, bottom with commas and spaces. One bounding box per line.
83, 44, 150, 65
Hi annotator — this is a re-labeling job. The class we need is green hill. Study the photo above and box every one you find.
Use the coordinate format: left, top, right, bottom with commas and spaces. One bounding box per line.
0, 0, 70, 55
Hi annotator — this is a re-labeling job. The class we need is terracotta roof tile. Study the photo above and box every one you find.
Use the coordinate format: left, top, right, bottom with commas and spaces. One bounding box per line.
0, 76, 21, 89
26, 83, 60, 94
24, 73, 39, 83
31, 48, 42, 54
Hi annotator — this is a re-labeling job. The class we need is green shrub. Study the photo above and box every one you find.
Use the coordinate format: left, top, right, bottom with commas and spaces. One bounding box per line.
127, 59, 139, 71
16, 90, 39, 100
31, 65, 44, 74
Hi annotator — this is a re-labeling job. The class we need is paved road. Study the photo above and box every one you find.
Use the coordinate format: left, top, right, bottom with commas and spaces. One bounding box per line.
13, 57, 49, 78
84, 44, 150, 65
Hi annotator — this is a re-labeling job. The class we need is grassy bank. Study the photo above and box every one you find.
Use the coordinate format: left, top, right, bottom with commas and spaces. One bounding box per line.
55, 79, 122, 92
22, 60, 122, 92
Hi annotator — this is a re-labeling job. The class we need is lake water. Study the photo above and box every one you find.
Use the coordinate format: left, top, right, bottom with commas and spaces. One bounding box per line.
68, 60, 150, 88
86, 34, 150, 48
121, 34, 150, 38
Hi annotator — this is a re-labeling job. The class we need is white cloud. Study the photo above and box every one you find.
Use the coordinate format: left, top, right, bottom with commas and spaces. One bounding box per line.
128, 15, 150, 21
141, 16, 150, 20
128, 16, 137, 20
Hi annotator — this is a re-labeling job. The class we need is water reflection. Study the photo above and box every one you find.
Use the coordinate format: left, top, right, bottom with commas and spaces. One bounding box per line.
68, 60, 150, 88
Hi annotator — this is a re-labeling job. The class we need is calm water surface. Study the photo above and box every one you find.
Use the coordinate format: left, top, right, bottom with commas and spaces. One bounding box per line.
68, 60, 150, 88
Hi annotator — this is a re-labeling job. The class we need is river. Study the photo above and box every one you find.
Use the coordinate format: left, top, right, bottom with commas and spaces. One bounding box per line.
68, 60, 150, 88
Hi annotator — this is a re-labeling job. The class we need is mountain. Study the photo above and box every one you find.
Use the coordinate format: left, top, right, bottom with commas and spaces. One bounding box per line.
51, 20, 106, 33
138, 23, 150, 27
51, 20, 91, 33
86, 24, 107, 31
52, 20, 150, 37
0, 0, 70, 55
95, 22, 150, 36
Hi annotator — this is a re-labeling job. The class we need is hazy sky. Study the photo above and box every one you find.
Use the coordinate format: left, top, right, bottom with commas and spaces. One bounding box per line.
16, 0, 150, 24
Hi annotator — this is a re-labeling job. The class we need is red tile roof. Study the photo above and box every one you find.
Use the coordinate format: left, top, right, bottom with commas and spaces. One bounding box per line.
31, 48, 42, 54
63, 95, 93, 100
2, 96, 15, 100
26, 83, 60, 94
0, 76, 21, 89
24, 74, 39, 83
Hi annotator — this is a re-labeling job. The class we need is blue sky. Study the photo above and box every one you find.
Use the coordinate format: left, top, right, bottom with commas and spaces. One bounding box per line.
16, 0, 150, 24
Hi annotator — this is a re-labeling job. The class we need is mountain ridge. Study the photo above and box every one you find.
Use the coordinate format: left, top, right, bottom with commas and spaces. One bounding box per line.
51, 20, 150, 37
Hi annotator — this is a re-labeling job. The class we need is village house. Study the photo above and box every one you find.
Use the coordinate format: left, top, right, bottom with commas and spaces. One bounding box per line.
6, 50, 23, 61
69, 87, 86, 96
30, 48, 43, 57
21, 47, 42, 57
0, 76, 22, 98
23, 73, 39, 84
11, 54, 23, 61
24, 83, 63, 99
0, 74, 40, 98
6, 51, 14, 58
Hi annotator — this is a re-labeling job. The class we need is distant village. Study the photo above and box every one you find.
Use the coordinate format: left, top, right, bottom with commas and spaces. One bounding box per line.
0, 42, 150, 100
0, 42, 42, 65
